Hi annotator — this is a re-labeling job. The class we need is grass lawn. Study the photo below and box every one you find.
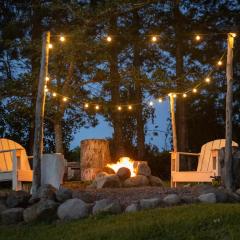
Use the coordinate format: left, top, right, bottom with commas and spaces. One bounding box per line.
1, 204, 240, 240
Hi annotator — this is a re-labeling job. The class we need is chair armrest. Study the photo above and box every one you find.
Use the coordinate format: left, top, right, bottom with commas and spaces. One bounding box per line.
28, 156, 33, 159
176, 152, 200, 156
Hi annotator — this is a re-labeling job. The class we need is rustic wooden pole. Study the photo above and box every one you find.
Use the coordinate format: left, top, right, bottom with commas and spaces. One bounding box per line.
224, 33, 234, 190
32, 31, 50, 195
170, 94, 178, 152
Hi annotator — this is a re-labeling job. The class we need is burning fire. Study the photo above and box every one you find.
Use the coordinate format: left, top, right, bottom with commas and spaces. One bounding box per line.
107, 157, 136, 177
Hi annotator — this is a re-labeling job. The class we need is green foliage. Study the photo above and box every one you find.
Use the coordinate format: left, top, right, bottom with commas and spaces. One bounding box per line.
2, 204, 240, 239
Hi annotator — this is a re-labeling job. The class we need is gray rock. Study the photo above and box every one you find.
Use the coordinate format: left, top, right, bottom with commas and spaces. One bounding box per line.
198, 193, 216, 203
57, 198, 91, 220
1, 208, 24, 224
56, 187, 72, 203
96, 174, 121, 189
6, 191, 30, 208
0, 203, 7, 214
148, 176, 163, 187
23, 199, 59, 223
235, 188, 240, 196
72, 191, 95, 203
125, 203, 139, 213
163, 194, 181, 205
95, 172, 109, 180
102, 167, 115, 174
136, 162, 151, 177
117, 167, 131, 181
123, 175, 149, 187
181, 196, 198, 204
140, 198, 161, 210
92, 199, 122, 215
36, 184, 57, 200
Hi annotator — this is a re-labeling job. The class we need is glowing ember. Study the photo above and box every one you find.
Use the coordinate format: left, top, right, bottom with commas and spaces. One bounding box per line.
107, 157, 136, 177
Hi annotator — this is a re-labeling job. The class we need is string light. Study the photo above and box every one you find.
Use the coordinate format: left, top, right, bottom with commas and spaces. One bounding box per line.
52, 92, 57, 97
63, 97, 67, 102
168, 93, 172, 97
106, 36, 112, 42
117, 106, 122, 111
128, 105, 132, 110
149, 101, 154, 106
44, 88, 48, 93
48, 43, 53, 49
231, 33, 237, 38
217, 60, 223, 66
205, 77, 210, 83
95, 105, 99, 110
173, 93, 177, 98
195, 35, 201, 41
60, 36, 65, 42
183, 93, 187, 98
193, 88, 197, 93
45, 76, 49, 82
158, 98, 162, 103
151, 36, 157, 42
84, 103, 89, 108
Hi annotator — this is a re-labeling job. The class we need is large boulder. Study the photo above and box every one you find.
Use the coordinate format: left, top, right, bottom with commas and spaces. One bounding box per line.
36, 184, 57, 201
72, 191, 95, 203
125, 203, 140, 213
102, 167, 115, 175
123, 175, 149, 187
57, 198, 91, 220
140, 198, 161, 210
148, 176, 163, 187
95, 172, 109, 180
23, 199, 59, 223
163, 194, 181, 205
1, 208, 24, 224
198, 193, 216, 203
56, 187, 72, 203
96, 174, 121, 189
117, 167, 131, 181
6, 191, 30, 208
92, 199, 122, 215
135, 162, 151, 177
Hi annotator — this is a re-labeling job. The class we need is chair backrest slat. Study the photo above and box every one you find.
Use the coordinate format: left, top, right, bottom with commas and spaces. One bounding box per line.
0, 139, 30, 172
197, 139, 238, 172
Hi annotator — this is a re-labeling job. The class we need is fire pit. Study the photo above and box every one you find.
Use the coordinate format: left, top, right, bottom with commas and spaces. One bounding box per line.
88, 157, 163, 189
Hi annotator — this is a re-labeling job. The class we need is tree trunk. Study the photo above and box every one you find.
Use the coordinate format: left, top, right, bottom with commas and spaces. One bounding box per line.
80, 139, 111, 181
133, 10, 145, 160
32, 31, 50, 196
109, 16, 125, 159
224, 33, 234, 190
54, 120, 64, 154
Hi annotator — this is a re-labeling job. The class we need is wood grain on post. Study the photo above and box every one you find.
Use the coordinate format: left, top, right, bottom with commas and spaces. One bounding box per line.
32, 31, 50, 195
224, 33, 234, 190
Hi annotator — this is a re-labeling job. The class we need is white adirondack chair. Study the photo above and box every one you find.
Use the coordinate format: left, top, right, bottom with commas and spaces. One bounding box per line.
171, 139, 238, 187
0, 138, 33, 190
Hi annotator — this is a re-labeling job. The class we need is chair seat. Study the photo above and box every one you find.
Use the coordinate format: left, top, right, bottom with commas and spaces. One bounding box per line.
172, 171, 214, 182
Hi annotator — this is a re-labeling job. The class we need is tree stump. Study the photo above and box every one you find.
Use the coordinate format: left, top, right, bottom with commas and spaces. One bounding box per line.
80, 139, 111, 181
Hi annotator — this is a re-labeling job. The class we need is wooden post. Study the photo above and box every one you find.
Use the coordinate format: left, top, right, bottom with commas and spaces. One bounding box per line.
170, 94, 178, 152
224, 33, 234, 190
32, 31, 50, 195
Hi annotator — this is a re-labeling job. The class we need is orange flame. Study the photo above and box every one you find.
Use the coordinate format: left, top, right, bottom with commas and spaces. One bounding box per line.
107, 157, 136, 177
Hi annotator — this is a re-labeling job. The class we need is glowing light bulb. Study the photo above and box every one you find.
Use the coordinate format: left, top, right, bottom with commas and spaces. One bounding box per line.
117, 106, 122, 111
173, 93, 177, 98
44, 88, 48, 92
106, 36, 112, 42
193, 88, 197, 93
52, 92, 57, 97
45, 76, 49, 81
149, 101, 154, 106
217, 60, 223, 66
128, 105, 132, 110
231, 33, 237, 38
152, 36, 157, 42
60, 36, 65, 42
48, 43, 53, 49
63, 97, 67, 102
168, 93, 172, 97
195, 35, 201, 41
84, 103, 89, 108
95, 105, 99, 110
183, 93, 187, 98
158, 98, 163, 103
205, 77, 210, 83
